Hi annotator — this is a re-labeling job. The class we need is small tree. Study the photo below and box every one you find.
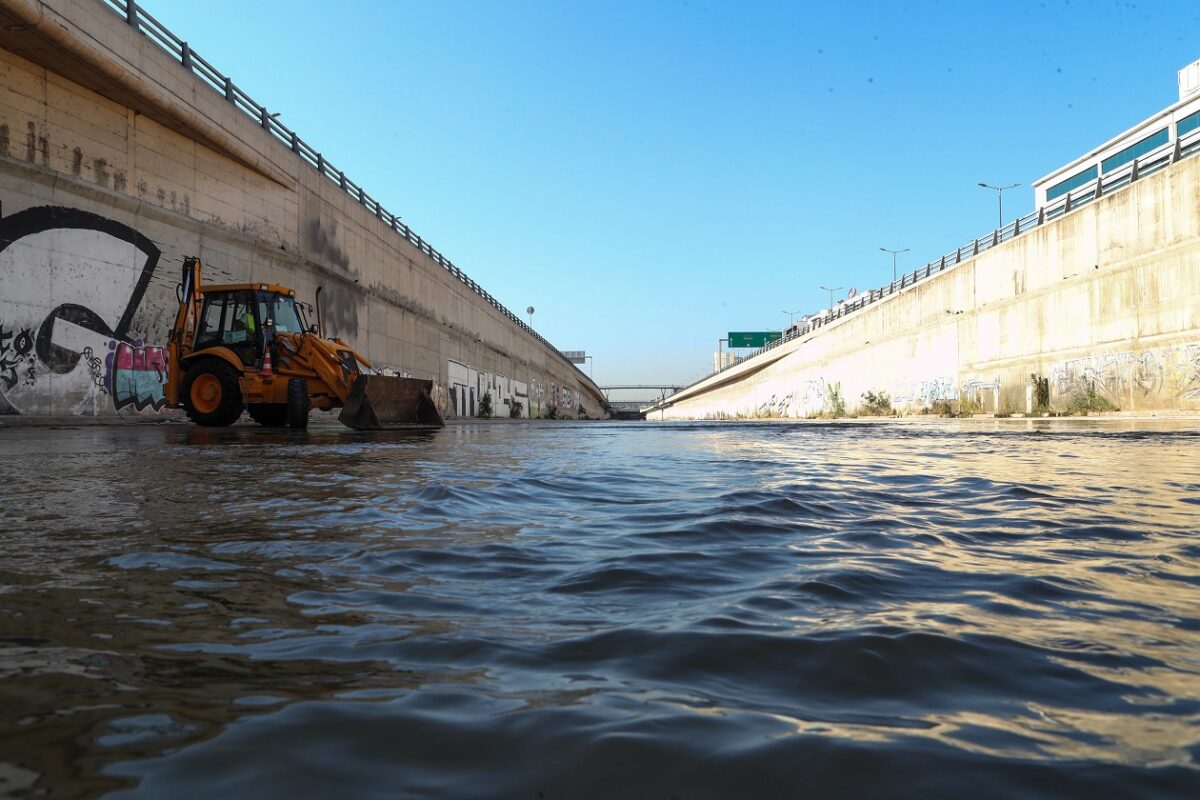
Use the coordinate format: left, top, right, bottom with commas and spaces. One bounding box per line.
478, 391, 493, 418
825, 382, 846, 418
1030, 373, 1050, 411
509, 400, 523, 418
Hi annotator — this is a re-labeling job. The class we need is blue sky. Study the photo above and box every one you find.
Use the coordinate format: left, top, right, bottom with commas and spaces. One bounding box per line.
146, 0, 1199, 388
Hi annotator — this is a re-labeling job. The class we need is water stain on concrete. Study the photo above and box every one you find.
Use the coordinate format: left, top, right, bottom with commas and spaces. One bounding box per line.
305, 218, 351, 273
93, 158, 109, 188
321, 286, 360, 339
1, 123, 10, 156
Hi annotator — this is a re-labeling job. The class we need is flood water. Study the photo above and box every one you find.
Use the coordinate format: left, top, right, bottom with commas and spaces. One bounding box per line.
0, 418, 1198, 798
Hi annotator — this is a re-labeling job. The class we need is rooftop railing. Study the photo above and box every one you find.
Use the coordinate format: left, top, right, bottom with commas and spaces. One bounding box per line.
676, 124, 1200, 401
97, 0, 591, 382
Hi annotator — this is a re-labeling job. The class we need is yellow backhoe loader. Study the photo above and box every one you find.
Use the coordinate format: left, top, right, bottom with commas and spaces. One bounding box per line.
164, 257, 443, 430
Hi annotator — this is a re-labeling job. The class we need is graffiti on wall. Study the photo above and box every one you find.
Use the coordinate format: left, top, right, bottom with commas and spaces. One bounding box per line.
529, 377, 546, 416
1050, 344, 1200, 405
108, 341, 169, 411
892, 376, 958, 405
0, 206, 164, 415
447, 359, 529, 418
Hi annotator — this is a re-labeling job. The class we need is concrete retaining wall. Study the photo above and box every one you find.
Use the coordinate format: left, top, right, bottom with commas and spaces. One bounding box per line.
0, 0, 604, 419
657, 152, 1200, 419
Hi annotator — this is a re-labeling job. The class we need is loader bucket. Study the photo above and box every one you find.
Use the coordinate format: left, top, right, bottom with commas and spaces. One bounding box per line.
338, 375, 445, 430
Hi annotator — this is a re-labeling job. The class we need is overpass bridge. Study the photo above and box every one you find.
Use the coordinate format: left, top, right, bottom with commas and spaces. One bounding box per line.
598, 385, 684, 419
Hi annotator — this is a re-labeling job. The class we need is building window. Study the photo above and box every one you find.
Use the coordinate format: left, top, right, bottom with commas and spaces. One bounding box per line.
1046, 165, 1098, 201
1179, 110, 1200, 138
1100, 127, 1169, 173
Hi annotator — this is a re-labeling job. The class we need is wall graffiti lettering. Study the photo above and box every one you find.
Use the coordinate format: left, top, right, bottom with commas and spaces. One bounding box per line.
447, 359, 530, 418
0, 206, 163, 415
107, 341, 168, 411
1050, 344, 1200, 405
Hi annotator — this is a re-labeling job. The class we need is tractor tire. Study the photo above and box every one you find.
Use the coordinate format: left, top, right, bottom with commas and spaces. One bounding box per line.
247, 403, 288, 427
181, 358, 245, 427
287, 378, 310, 429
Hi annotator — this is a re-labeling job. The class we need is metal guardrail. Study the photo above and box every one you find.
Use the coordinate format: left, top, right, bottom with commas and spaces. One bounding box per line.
681, 126, 1200, 397
97, 0, 589, 381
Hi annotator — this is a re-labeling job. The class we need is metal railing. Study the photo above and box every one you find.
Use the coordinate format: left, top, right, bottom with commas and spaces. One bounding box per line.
97, 0, 589, 381
678, 124, 1200, 398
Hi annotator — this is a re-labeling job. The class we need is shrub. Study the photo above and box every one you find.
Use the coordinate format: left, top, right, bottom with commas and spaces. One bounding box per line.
509, 400, 523, 418
477, 392, 493, 418
860, 390, 892, 416
1069, 380, 1118, 414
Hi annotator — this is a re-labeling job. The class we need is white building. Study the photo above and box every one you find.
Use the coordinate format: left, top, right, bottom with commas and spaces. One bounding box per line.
1033, 58, 1200, 209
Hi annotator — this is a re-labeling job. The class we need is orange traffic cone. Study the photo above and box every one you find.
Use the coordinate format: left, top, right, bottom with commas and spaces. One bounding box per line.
261, 338, 274, 377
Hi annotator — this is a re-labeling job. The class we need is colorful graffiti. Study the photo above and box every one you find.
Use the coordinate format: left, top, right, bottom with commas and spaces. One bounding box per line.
107, 341, 169, 411
0, 206, 163, 415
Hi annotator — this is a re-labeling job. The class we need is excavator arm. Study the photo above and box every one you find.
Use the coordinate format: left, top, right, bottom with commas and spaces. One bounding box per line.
165, 257, 203, 407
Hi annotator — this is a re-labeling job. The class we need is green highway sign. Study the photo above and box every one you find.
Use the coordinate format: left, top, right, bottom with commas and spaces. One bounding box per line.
728, 331, 782, 348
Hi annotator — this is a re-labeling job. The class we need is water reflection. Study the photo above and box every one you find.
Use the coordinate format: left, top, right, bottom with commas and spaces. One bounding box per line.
0, 420, 1197, 798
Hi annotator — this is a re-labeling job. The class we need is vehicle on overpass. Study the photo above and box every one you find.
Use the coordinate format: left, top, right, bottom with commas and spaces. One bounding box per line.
164, 257, 443, 430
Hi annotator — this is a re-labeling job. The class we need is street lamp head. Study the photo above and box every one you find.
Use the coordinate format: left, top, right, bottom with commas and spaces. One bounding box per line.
978, 182, 988, 188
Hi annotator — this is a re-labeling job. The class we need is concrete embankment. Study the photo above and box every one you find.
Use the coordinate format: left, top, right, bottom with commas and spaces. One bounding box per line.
0, 0, 604, 421
655, 152, 1200, 420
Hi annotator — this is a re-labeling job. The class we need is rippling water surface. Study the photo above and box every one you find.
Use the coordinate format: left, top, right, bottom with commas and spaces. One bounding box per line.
1, 419, 1199, 798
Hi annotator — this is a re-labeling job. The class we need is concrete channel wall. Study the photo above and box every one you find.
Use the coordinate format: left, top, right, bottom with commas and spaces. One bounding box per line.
656, 153, 1200, 419
0, 0, 605, 419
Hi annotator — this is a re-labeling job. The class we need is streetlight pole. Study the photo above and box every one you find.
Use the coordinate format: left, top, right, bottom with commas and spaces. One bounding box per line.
584, 354, 593, 377
819, 286, 843, 311
879, 247, 910, 283
717, 337, 728, 371
526, 305, 535, 328
783, 309, 801, 327
978, 182, 1019, 228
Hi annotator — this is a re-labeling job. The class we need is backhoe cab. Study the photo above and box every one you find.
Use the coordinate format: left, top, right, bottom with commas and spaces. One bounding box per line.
164, 257, 444, 430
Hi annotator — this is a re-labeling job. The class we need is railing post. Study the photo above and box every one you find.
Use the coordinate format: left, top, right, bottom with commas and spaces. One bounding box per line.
1172, 137, 1183, 164
1013, 217, 1020, 236
1094, 176, 1103, 199
316, 153, 324, 175
260, 106, 269, 129
224, 77, 234, 103
939, 255, 946, 271
1130, 157, 1139, 182
956, 247, 962, 264
126, 0, 138, 27
973, 239, 979, 256
290, 131, 299, 152
992, 229, 998, 247
1037, 206, 1045, 225
180, 41, 191, 69
358, 186, 365, 204
1065, 192, 1072, 213
339, 171, 347, 190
